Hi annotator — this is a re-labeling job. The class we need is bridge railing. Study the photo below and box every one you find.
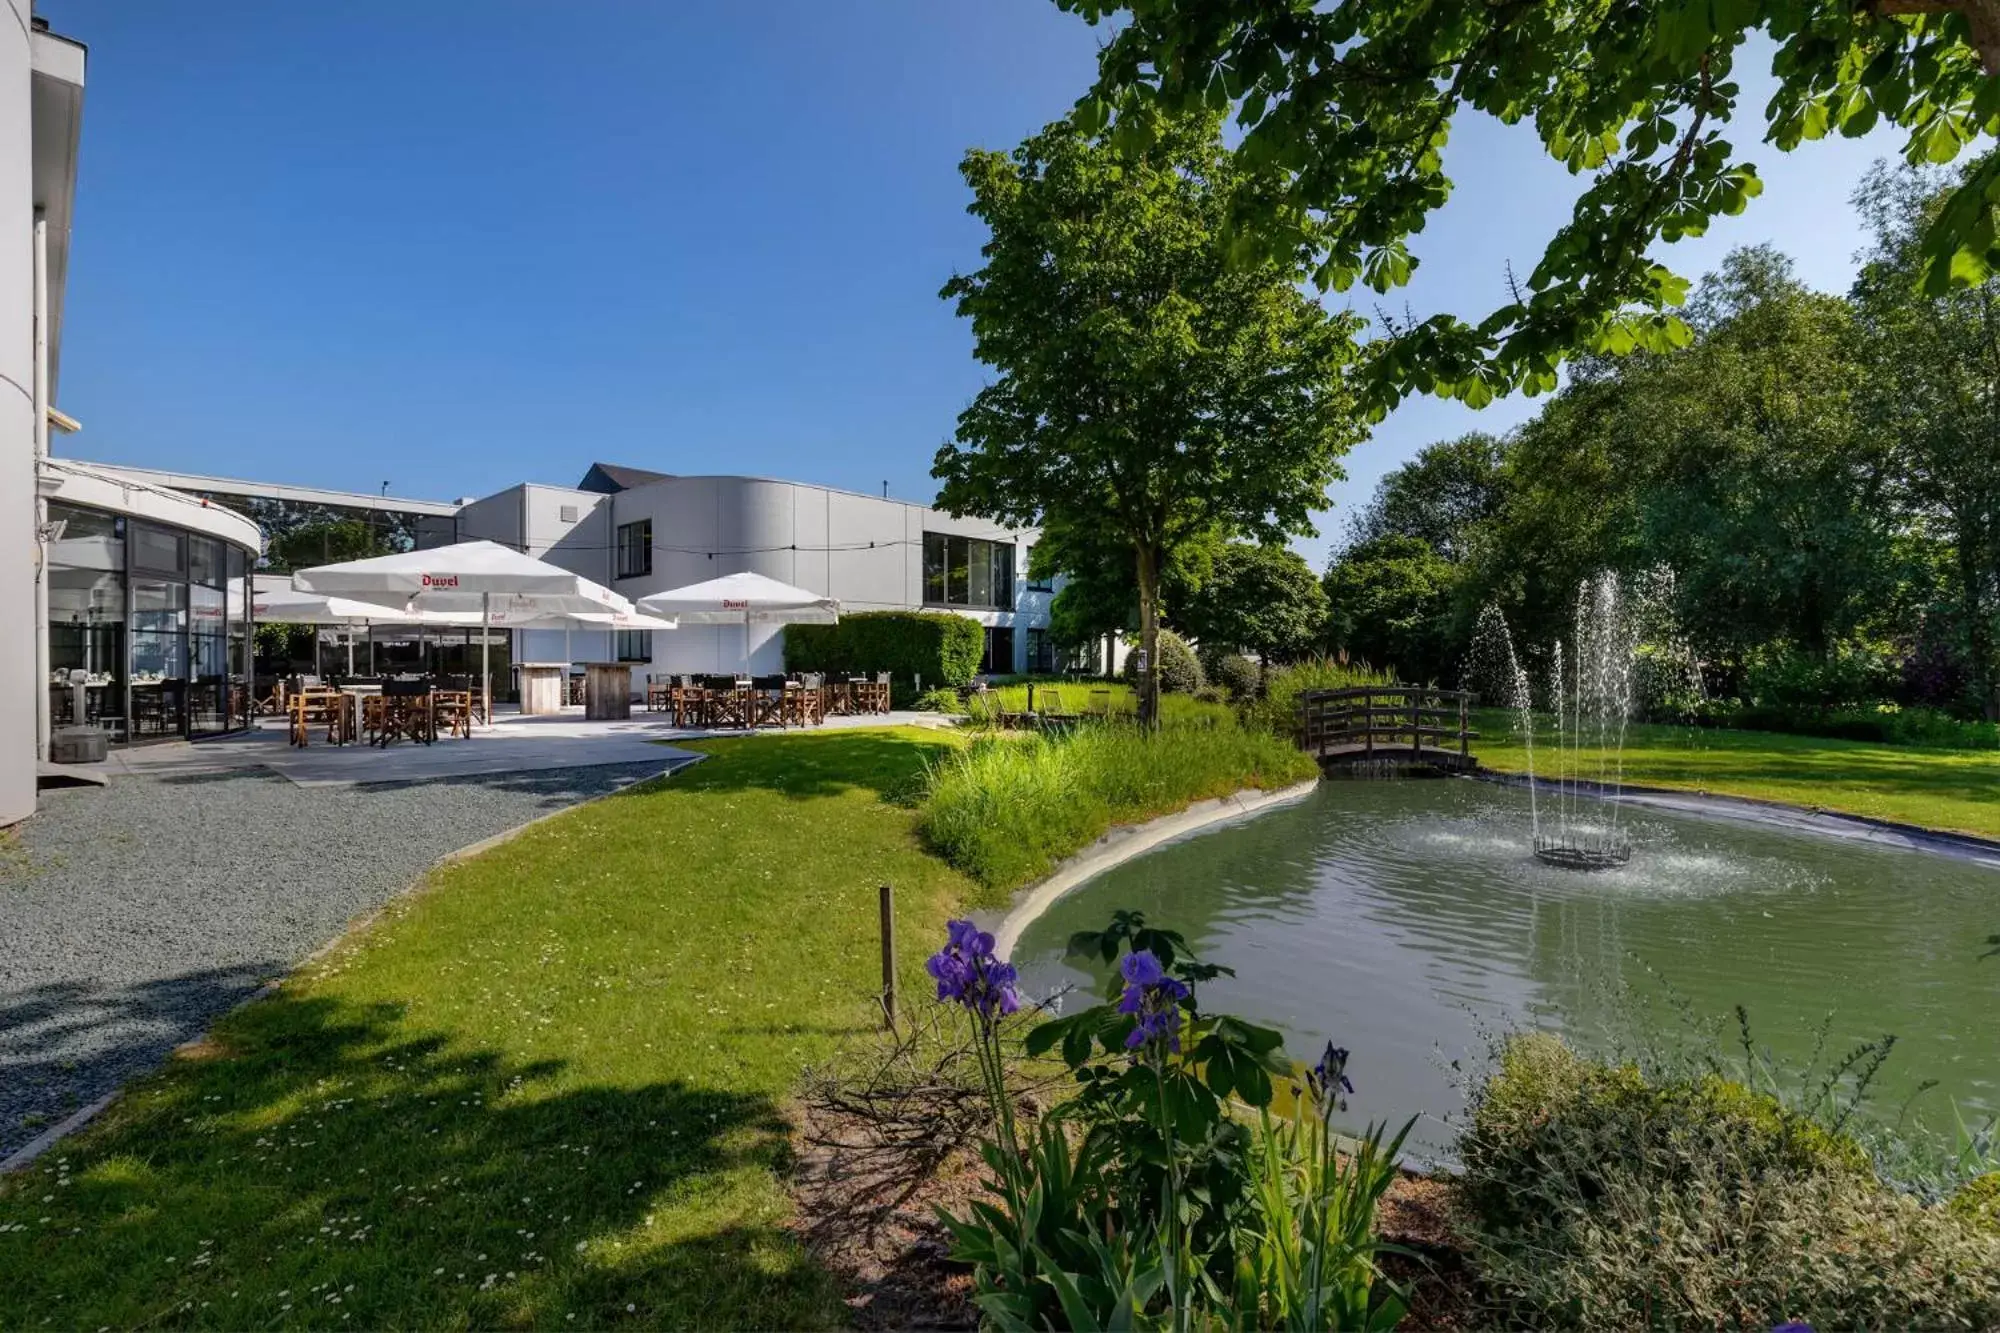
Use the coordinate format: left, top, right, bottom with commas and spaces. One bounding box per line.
1297, 685, 1477, 764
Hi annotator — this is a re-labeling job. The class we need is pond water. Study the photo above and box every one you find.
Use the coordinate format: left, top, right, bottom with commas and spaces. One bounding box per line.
1010, 780, 2000, 1157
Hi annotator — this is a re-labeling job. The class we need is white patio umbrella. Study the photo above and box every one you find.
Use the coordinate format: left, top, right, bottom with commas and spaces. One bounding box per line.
292, 541, 633, 724
483, 607, 678, 680
635, 571, 838, 676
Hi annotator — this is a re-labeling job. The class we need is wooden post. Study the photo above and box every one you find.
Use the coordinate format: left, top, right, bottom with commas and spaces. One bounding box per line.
1413, 689, 1423, 758
878, 883, 897, 1032
1363, 691, 1374, 758
1459, 693, 1470, 761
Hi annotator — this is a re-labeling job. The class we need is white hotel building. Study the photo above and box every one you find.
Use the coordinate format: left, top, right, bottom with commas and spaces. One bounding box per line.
58, 457, 1065, 712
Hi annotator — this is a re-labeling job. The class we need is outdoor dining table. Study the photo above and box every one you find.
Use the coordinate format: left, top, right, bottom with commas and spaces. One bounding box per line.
517, 662, 568, 716
582, 662, 633, 721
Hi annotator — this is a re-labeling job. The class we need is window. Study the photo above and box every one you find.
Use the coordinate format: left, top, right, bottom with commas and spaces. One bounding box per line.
615, 629, 653, 663
981, 626, 1015, 675
1025, 545, 1053, 592
131, 522, 186, 576
616, 519, 652, 578
1026, 627, 1055, 674
922, 533, 1015, 610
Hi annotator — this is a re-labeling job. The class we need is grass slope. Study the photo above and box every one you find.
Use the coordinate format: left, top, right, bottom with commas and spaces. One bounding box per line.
0, 729, 973, 1330
1471, 711, 2000, 840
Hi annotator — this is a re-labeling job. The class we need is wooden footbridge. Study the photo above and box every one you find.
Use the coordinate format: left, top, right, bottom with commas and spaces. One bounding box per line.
1298, 686, 1478, 773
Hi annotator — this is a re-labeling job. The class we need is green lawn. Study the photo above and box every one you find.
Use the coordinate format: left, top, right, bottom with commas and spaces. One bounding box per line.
0, 729, 976, 1330
1471, 710, 2000, 840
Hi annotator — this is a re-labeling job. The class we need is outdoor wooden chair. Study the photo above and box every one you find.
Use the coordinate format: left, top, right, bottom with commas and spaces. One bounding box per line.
433, 689, 474, 739
646, 679, 673, 712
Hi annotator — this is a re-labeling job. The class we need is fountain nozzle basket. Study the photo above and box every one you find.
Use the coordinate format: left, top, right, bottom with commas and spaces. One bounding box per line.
1533, 834, 1633, 871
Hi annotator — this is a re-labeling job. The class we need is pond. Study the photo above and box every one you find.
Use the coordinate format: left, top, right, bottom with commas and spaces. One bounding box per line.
1010, 779, 2000, 1157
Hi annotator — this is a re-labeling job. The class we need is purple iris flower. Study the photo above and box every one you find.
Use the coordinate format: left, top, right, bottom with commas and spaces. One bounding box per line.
1772, 1324, 1815, 1333
1121, 950, 1166, 988
1308, 1042, 1355, 1100
926, 919, 1020, 1019
1116, 950, 1188, 1054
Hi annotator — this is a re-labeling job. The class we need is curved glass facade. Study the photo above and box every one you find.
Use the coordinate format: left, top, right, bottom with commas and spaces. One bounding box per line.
47, 500, 255, 743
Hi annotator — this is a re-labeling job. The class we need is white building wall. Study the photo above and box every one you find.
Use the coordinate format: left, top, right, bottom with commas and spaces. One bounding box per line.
472, 474, 1053, 685
0, 0, 36, 823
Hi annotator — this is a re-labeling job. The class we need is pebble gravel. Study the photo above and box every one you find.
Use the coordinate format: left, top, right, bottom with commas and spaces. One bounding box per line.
0, 760, 680, 1159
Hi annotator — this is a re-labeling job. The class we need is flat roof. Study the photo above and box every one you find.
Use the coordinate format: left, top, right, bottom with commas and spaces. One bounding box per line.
72, 461, 462, 517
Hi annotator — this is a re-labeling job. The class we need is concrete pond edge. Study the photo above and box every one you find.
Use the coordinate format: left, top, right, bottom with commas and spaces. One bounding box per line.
1476, 769, 2000, 868
991, 777, 1321, 961
0, 754, 705, 1176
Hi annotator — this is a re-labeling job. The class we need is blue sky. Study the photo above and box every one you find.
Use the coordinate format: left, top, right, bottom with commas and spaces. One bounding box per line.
45, 2, 1905, 570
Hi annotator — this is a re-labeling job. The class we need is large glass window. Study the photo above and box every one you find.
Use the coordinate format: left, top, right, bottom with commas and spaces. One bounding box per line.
131, 522, 186, 576
47, 502, 126, 737
44, 504, 255, 743
923, 533, 1016, 610
130, 578, 187, 739
616, 519, 652, 578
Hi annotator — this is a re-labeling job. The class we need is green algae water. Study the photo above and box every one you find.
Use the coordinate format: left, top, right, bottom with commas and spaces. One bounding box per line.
1010, 780, 2000, 1156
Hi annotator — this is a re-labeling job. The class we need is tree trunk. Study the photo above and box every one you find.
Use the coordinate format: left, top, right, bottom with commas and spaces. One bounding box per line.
1135, 541, 1162, 729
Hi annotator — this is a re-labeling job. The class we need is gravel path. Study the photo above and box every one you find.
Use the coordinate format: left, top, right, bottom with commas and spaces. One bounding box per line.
0, 759, 684, 1159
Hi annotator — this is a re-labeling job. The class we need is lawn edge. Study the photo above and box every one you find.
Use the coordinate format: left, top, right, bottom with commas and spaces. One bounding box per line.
1474, 768, 2000, 865
0, 756, 701, 1176
989, 776, 1320, 959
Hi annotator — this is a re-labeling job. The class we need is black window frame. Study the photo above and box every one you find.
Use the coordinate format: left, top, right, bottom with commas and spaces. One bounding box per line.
615, 628, 653, 663
922, 532, 1016, 611
616, 519, 653, 579
1025, 544, 1053, 592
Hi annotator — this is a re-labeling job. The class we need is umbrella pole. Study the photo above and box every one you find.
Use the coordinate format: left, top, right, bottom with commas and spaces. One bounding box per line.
346, 634, 354, 677
482, 593, 492, 729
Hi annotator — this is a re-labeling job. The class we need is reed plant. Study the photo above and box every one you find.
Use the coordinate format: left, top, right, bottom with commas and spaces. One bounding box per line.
918, 716, 1318, 896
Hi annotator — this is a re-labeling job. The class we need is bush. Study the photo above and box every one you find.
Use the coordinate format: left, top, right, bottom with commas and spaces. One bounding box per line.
785, 611, 984, 689
911, 686, 963, 714
1457, 1033, 2000, 1330
1121, 628, 1205, 694
1710, 701, 2000, 749
918, 718, 1318, 896
1242, 656, 1398, 738
1743, 642, 1900, 710
1208, 652, 1261, 700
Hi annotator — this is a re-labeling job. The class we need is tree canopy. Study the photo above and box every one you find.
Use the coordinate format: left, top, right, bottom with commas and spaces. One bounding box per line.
1172, 541, 1328, 667
933, 113, 1364, 719
1060, 0, 2000, 412
1322, 180, 2000, 724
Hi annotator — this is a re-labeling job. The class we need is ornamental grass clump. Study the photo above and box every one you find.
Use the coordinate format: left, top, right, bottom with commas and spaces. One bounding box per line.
1456, 1032, 2000, 1330
917, 718, 1317, 897
931, 910, 1409, 1330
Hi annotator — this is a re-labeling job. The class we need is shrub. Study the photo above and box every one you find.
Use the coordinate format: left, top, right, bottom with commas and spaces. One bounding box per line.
1743, 642, 1900, 710
1457, 1033, 2000, 1330
911, 686, 963, 714
918, 718, 1318, 896
1208, 652, 1261, 700
1121, 628, 1205, 693
1242, 656, 1398, 738
785, 611, 984, 689
1712, 701, 2000, 750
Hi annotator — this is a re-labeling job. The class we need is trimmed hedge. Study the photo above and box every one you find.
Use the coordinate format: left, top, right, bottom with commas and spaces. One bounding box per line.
783, 611, 984, 689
